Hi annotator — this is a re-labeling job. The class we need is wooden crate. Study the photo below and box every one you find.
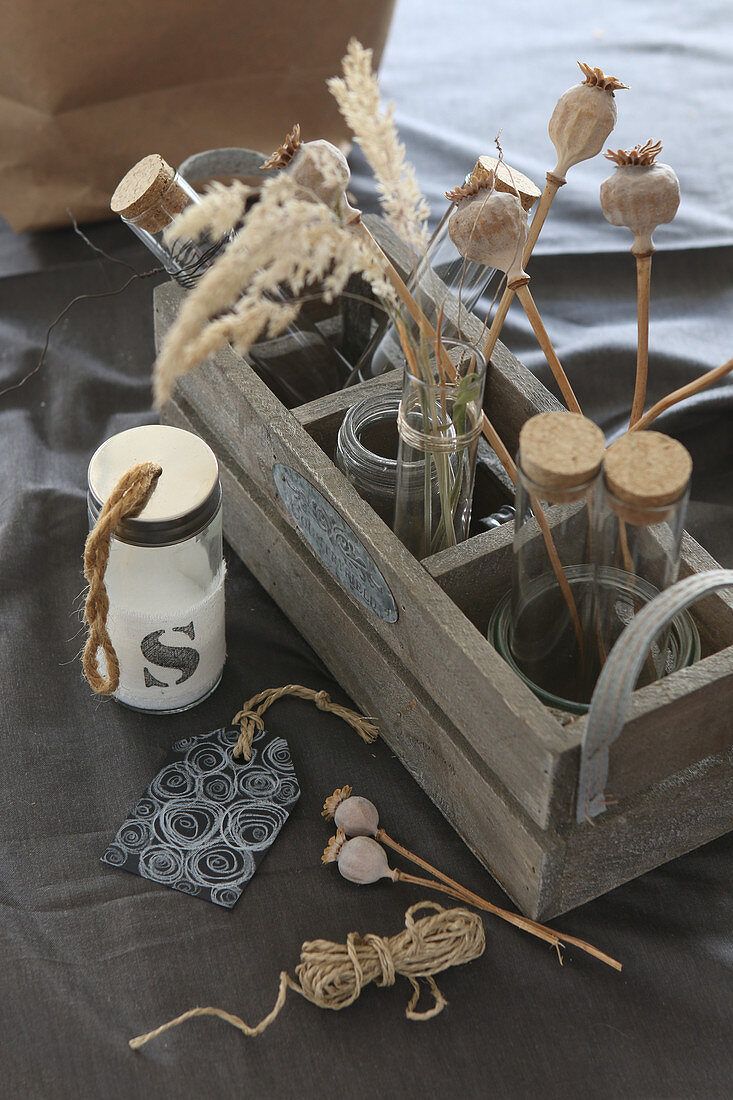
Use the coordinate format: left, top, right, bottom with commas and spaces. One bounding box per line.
155, 218, 733, 920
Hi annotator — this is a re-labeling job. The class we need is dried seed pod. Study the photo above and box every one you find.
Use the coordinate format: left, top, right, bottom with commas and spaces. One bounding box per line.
264, 125, 358, 220
289, 138, 350, 207
334, 795, 380, 837
548, 61, 627, 182
321, 784, 380, 835
448, 179, 529, 284
600, 140, 680, 255
336, 835, 396, 885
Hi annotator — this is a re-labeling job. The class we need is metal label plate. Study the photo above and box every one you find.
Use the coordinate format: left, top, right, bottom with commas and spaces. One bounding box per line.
273, 464, 398, 623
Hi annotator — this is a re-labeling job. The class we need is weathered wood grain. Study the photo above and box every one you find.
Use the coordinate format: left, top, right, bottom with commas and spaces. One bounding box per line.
155, 283, 576, 834
163, 391, 557, 916
154, 215, 733, 917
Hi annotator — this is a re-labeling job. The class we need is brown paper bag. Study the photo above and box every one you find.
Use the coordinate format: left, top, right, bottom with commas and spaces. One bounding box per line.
0, 0, 395, 232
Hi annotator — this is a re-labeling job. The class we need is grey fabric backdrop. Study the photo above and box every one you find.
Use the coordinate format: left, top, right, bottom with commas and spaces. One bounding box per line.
1, 1, 731, 1097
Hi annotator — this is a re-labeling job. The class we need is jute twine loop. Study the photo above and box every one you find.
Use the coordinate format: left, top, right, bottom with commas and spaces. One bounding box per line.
129, 903, 485, 1050
232, 684, 380, 760
82, 461, 162, 694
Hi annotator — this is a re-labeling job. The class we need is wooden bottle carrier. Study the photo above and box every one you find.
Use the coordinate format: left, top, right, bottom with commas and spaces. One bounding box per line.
155, 217, 733, 921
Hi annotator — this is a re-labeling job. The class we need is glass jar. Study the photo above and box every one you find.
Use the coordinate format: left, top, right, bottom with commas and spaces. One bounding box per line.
335, 389, 402, 526
504, 412, 606, 709
594, 430, 693, 679
111, 154, 229, 288
393, 337, 487, 559
87, 424, 225, 713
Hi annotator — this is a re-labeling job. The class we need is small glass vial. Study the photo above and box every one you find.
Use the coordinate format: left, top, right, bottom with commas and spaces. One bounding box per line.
506, 412, 606, 709
87, 424, 225, 713
111, 154, 229, 288
594, 430, 693, 680
393, 338, 487, 559
353, 156, 541, 382
335, 389, 402, 526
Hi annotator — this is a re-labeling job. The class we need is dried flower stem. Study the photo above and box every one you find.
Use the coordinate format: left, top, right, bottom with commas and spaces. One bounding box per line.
363, 235, 518, 488
513, 283, 582, 413
631, 254, 652, 426
629, 355, 733, 433
379, 832, 621, 970
530, 492, 586, 660
480, 173, 564, 369
353, 219, 432, 333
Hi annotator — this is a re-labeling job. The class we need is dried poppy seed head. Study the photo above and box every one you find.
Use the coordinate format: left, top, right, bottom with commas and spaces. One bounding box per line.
600, 141, 680, 255
548, 61, 627, 181
289, 139, 351, 209
449, 190, 528, 282
334, 794, 379, 837
322, 829, 347, 864
322, 785, 352, 820
337, 836, 395, 885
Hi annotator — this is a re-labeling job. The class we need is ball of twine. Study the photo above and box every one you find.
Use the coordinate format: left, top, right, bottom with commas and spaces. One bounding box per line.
129, 902, 485, 1049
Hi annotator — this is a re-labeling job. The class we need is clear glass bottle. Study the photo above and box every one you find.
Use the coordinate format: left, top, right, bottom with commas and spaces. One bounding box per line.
111, 154, 229, 288
594, 430, 693, 679
112, 154, 351, 405
505, 412, 606, 709
350, 156, 540, 384
393, 337, 487, 559
87, 424, 225, 713
351, 209, 497, 384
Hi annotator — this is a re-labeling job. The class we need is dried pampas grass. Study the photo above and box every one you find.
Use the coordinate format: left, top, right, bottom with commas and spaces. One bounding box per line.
153, 173, 396, 408
328, 38, 429, 254
165, 179, 252, 244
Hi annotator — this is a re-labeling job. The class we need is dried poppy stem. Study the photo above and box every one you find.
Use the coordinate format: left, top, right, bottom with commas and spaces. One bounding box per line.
480, 172, 564, 368
324, 794, 621, 970
361, 232, 518, 486
353, 218, 431, 333
530, 491, 586, 661
513, 282, 582, 413
631, 253, 653, 426
629, 355, 733, 433
481, 58, 628, 369
391, 867, 621, 970
600, 141, 680, 428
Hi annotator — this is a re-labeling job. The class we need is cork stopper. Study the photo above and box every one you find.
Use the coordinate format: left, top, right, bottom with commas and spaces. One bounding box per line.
110, 154, 190, 233
604, 431, 691, 524
520, 412, 605, 494
476, 156, 542, 212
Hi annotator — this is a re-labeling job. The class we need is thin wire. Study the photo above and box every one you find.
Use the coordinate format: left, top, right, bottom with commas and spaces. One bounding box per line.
0, 210, 163, 399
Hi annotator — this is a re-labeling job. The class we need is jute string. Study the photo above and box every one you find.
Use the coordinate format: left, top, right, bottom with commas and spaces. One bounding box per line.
82, 461, 162, 694
232, 685, 379, 760
129, 902, 485, 1049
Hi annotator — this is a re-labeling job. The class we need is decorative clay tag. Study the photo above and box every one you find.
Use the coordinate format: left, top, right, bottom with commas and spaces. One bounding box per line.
102, 725, 300, 907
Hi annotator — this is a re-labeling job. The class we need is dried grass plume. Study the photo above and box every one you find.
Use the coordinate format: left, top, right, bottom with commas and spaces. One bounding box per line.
152, 173, 396, 408
328, 38, 429, 253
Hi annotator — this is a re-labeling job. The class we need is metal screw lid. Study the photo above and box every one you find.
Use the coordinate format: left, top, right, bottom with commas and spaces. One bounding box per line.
87, 424, 221, 547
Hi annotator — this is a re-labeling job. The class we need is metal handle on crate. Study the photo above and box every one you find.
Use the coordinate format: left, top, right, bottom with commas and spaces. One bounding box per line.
577, 569, 733, 824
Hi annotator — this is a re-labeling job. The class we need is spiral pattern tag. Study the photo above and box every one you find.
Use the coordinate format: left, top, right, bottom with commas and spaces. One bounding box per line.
102, 726, 300, 907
